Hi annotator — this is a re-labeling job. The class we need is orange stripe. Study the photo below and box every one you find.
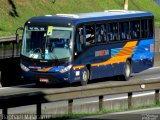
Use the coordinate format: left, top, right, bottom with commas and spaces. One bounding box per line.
38, 67, 53, 72
92, 41, 138, 67
73, 65, 85, 70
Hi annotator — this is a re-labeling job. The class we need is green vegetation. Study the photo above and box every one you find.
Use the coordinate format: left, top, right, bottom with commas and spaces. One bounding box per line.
0, 0, 160, 36
47, 103, 160, 120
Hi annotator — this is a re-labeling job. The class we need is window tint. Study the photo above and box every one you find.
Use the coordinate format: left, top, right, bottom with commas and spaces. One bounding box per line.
119, 22, 129, 40
85, 25, 95, 45
96, 24, 107, 43
130, 20, 140, 39
76, 26, 86, 52
148, 19, 153, 38
107, 22, 119, 41
75, 18, 153, 50
141, 19, 148, 39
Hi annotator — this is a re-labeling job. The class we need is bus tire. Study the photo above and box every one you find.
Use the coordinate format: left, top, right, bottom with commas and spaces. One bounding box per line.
123, 60, 131, 81
81, 67, 89, 86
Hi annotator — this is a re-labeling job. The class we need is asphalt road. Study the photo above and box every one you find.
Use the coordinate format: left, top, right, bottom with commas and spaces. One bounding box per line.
0, 66, 160, 95
0, 66, 160, 114
76, 107, 160, 120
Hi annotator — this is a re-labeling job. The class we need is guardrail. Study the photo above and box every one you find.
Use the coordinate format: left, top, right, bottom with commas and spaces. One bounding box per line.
0, 36, 22, 58
0, 79, 159, 120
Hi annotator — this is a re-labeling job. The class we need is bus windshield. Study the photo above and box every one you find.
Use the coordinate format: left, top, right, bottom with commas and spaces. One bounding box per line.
21, 26, 73, 60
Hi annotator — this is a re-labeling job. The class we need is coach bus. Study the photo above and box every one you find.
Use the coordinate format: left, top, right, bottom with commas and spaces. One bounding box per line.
18, 10, 154, 85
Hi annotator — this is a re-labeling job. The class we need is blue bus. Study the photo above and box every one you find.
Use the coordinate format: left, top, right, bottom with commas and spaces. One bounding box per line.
18, 10, 154, 85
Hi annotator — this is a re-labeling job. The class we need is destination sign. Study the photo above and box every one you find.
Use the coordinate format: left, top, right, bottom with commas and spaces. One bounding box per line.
28, 26, 47, 31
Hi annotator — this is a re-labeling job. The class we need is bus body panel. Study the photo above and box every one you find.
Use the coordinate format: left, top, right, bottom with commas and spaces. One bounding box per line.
132, 39, 154, 72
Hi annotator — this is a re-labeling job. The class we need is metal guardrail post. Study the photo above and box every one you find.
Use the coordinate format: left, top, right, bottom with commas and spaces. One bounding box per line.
36, 103, 42, 120
2, 108, 8, 120
155, 90, 159, 104
68, 99, 73, 114
128, 92, 132, 109
99, 95, 104, 111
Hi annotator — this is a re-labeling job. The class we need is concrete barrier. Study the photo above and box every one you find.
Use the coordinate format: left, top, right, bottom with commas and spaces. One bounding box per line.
0, 79, 159, 120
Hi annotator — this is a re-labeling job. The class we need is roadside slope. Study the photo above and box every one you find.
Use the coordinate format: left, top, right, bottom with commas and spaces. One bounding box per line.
0, 0, 160, 36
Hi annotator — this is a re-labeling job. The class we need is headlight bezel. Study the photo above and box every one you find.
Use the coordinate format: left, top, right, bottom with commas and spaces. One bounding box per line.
20, 63, 30, 72
59, 65, 72, 73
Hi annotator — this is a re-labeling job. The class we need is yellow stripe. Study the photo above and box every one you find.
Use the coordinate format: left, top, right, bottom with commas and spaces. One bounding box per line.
73, 65, 85, 70
92, 41, 138, 67
38, 41, 137, 71
38, 67, 53, 72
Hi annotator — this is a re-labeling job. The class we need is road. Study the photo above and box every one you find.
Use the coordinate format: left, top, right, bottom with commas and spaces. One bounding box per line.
76, 107, 160, 120
0, 66, 159, 114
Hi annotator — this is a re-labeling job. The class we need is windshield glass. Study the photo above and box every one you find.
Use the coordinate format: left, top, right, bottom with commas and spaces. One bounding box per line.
21, 26, 73, 60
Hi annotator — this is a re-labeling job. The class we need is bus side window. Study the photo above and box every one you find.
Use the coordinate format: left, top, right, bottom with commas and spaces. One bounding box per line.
76, 27, 85, 52
141, 19, 148, 39
107, 23, 113, 41
95, 25, 101, 43
148, 19, 153, 38
108, 22, 119, 41
119, 22, 129, 41
113, 23, 119, 41
130, 20, 140, 39
85, 25, 95, 45
95, 24, 106, 43
107, 23, 112, 41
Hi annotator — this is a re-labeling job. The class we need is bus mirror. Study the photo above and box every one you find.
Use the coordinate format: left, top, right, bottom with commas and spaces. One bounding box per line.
16, 33, 19, 43
15, 27, 24, 43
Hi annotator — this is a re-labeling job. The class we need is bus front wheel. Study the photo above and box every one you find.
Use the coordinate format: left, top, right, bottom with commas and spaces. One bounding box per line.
123, 61, 131, 81
81, 68, 89, 86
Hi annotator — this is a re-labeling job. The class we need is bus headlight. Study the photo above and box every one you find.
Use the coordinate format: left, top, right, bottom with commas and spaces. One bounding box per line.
20, 63, 30, 72
60, 65, 72, 73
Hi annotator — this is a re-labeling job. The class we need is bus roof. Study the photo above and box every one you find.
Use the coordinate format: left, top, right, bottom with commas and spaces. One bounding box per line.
27, 10, 153, 27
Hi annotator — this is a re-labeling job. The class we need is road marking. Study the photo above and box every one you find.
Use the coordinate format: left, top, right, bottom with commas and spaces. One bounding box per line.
144, 77, 160, 80
0, 87, 10, 90
0, 83, 35, 89
149, 66, 160, 69
83, 91, 154, 104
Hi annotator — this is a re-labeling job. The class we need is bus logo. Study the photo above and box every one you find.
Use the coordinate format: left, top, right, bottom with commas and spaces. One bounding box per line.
150, 44, 154, 52
95, 50, 109, 57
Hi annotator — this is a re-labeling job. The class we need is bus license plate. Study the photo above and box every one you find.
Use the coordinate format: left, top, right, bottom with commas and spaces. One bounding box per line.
40, 78, 49, 83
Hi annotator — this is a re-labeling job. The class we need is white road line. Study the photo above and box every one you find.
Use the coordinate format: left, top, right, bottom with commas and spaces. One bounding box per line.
0, 83, 35, 90
0, 87, 10, 90
84, 91, 155, 104
144, 77, 160, 81
149, 66, 160, 69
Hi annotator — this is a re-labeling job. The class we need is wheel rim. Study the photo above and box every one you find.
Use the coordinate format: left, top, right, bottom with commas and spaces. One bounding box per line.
125, 63, 130, 78
83, 70, 88, 82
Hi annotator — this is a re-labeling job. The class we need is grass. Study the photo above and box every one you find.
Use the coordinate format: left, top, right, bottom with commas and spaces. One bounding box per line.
46, 103, 160, 120
0, 0, 160, 37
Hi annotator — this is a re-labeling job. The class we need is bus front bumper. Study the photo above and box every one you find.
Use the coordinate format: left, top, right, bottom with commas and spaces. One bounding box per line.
21, 70, 71, 84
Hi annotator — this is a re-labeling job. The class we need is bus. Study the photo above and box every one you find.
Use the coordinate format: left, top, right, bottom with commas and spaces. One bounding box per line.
18, 10, 154, 85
